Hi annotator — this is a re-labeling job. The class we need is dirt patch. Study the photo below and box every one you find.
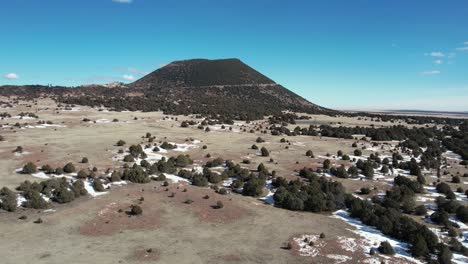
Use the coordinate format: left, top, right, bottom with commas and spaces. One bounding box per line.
133, 247, 160, 262
79, 200, 164, 236
153, 183, 251, 224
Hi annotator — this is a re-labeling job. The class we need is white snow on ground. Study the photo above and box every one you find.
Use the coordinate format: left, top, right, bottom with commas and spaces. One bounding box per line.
168, 142, 199, 152
95, 119, 111, 123
362, 258, 381, 264
62, 107, 81, 112
259, 180, 275, 205
27, 170, 107, 197
221, 177, 235, 188
424, 186, 439, 195
156, 147, 168, 154
332, 210, 422, 264
109, 180, 127, 186
453, 253, 468, 264
347, 155, 368, 161
113, 144, 166, 165
191, 165, 204, 174
25, 124, 66, 129
454, 191, 468, 202
449, 216, 468, 229
163, 173, 190, 183
443, 151, 463, 161
292, 142, 306, 147
27, 171, 73, 180
83, 180, 108, 197
424, 186, 468, 202
293, 234, 323, 257
140, 146, 165, 163
326, 254, 352, 263
14, 151, 30, 157
207, 124, 241, 133
338, 236, 358, 252
207, 124, 226, 131
429, 227, 447, 242
31, 172, 50, 179
41, 194, 50, 202
260, 190, 274, 205
16, 195, 26, 207
416, 196, 434, 202
12, 115, 36, 119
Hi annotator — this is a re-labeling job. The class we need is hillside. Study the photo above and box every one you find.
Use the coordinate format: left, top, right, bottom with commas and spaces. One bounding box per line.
131, 58, 275, 88
0, 58, 334, 120
125, 58, 333, 119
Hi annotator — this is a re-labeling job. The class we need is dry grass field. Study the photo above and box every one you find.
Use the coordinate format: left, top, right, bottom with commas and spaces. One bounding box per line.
1, 98, 467, 264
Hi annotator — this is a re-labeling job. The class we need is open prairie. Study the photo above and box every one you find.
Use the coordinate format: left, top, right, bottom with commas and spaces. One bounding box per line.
1, 98, 467, 264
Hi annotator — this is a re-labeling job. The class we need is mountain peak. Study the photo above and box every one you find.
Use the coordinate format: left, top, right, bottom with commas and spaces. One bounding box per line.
131, 58, 276, 88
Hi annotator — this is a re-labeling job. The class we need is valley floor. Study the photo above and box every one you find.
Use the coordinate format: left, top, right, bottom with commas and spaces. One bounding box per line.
0, 98, 467, 264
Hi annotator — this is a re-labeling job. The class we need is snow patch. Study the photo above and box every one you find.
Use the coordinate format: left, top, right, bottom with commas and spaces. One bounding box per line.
332, 210, 422, 264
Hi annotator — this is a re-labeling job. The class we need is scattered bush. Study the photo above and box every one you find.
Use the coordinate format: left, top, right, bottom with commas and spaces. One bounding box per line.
23, 190, 49, 209
378, 241, 395, 255
52, 187, 75, 204
242, 177, 265, 197
63, 162, 76, 173
260, 147, 269, 157
123, 155, 135, 162
415, 205, 428, 216
22, 162, 37, 174
93, 179, 105, 192
0, 187, 17, 212
160, 141, 176, 150
130, 204, 143, 215
77, 169, 88, 179
360, 187, 371, 195
215, 201, 224, 209
110, 171, 122, 182
192, 175, 208, 187
71, 180, 88, 196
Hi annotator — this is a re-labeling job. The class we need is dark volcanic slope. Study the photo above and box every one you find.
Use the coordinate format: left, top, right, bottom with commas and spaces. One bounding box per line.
127, 58, 332, 117
0, 58, 335, 120
131, 58, 275, 88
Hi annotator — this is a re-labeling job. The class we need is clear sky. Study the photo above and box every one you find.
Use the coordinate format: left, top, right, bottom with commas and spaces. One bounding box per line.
1, 0, 467, 111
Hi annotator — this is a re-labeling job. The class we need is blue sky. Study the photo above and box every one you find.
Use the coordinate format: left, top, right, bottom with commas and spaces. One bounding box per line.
1, 0, 467, 111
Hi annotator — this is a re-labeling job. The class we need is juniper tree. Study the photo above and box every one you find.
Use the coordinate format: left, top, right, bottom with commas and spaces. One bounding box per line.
63, 162, 76, 173
93, 179, 105, 192
260, 147, 269, 157
22, 162, 37, 174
